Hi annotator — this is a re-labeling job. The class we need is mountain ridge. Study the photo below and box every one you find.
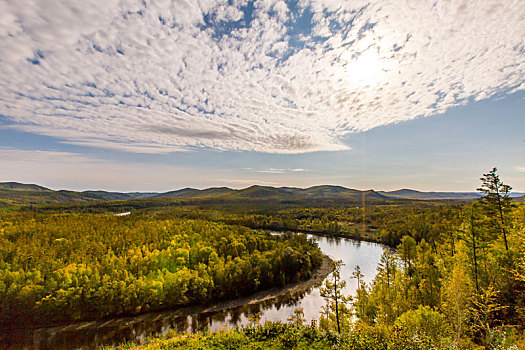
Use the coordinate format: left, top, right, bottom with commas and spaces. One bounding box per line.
379, 189, 525, 200
1, 182, 524, 205
0, 182, 51, 192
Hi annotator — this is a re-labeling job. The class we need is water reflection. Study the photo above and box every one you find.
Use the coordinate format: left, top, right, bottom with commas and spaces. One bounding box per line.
2, 234, 384, 350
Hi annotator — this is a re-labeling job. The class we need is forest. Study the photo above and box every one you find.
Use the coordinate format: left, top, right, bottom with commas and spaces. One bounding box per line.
102, 169, 525, 349
106, 209, 525, 349
1, 169, 524, 349
0, 213, 322, 325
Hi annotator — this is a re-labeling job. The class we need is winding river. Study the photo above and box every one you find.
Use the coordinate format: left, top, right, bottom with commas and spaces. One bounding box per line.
5, 234, 385, 350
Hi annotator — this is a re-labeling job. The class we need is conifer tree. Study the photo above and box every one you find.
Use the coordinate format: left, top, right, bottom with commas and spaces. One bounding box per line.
320, 260, 350, 333
477, 167, 512, 250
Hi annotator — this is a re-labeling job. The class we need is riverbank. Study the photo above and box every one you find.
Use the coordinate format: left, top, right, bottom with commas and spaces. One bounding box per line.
2, 254, 334, 350
198, 254, 333, 314
244, 224, 390, 247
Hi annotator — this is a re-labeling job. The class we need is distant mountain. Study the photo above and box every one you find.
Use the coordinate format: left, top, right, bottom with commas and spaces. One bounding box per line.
153, 184, 383, 201
154, 187, 234, 198
292, 185, 357, 197
154, 187, 198, 198
512, 195, 525, 203
1, 181, 523, 206
0, 182, 51, 192
126, 192, 159, 199
0, 187, 99, 205
279, 186, 300, 192
0, 183, 154, 205
292, 185, 387, 200
82, 191, 133, 201
217, 185, 387, 202
84, 190, 161, 200
379, 189, 482, 200
380, 189, 525, 200
232, 185, 292, 198
0, 182, 388, 205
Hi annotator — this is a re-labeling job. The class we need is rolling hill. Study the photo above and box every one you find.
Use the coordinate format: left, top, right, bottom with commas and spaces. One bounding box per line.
379, 189, 482, 200
379, 189, 525, 200
0, 182, 389, 205
290, 185, 387, 200
153, 187, 234, 198
0, 182, 51, 192
1, 181, 522, 206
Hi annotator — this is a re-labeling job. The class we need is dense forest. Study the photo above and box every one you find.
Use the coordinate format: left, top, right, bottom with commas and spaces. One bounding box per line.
213, 203, 463, 246
108, 169, 525, 349
1, 169, 524, 349
0, 213, 322, 326
345, 175, 525, 349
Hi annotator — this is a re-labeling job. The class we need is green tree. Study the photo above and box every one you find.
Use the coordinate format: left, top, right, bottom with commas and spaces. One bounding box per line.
477, 167, 512, 250
398, 235, 416, 272
458, 204, 488, 292
352, 265, 372, 323
320, 260, 350, 333
352, 265, 363, 290
392, 306, 450, 348
287, 307, 306, 325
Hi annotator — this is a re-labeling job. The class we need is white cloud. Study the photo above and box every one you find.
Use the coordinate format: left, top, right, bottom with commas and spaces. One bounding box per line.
253, 168, 310, 174
516, 166, 525, 173
0, 147, 96, 163
0, 0, 523, 154
258, 168, 286, 174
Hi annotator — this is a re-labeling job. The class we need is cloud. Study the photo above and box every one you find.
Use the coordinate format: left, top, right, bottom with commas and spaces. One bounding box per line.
0, 147, 96, 163
254, 168, 309, 174
516, 166, 525, 173
0, 0, 523, 154
258, 168, 286, 174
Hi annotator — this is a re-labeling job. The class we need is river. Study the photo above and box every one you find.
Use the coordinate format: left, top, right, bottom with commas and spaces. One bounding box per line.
5, 234, 385, 349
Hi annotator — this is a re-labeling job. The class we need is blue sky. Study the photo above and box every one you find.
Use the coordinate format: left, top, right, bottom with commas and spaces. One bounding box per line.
0, 0, 524, 192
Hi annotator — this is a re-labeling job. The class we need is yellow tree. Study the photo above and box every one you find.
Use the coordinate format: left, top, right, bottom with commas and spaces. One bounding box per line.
441, 241, 474, 347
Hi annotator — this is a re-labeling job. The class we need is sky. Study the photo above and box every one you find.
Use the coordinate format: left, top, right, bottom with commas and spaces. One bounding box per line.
0, 0, 524, 192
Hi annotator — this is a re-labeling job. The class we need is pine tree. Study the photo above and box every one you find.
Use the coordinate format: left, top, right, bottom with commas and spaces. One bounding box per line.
320, 260, 350, 333
351, 265, 368, 321
477, 167, 512, 250
352, 265, 363, 290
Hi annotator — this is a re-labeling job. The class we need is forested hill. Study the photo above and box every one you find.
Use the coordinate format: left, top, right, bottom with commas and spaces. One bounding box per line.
0, 182, 51, 192
0, 183, 388, 206
379, 188, 525, 200
2, 181, 524, 206
378, 189, 483, 199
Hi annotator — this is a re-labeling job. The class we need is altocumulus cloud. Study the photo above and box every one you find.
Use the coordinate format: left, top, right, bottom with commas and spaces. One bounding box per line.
0, 0, 524, 154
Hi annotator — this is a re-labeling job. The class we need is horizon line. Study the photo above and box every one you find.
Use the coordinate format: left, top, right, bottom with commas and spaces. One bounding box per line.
1, 180, 524, 195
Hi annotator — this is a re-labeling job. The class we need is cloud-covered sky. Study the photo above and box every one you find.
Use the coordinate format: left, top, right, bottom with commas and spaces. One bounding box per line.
0, 0, 524, 191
